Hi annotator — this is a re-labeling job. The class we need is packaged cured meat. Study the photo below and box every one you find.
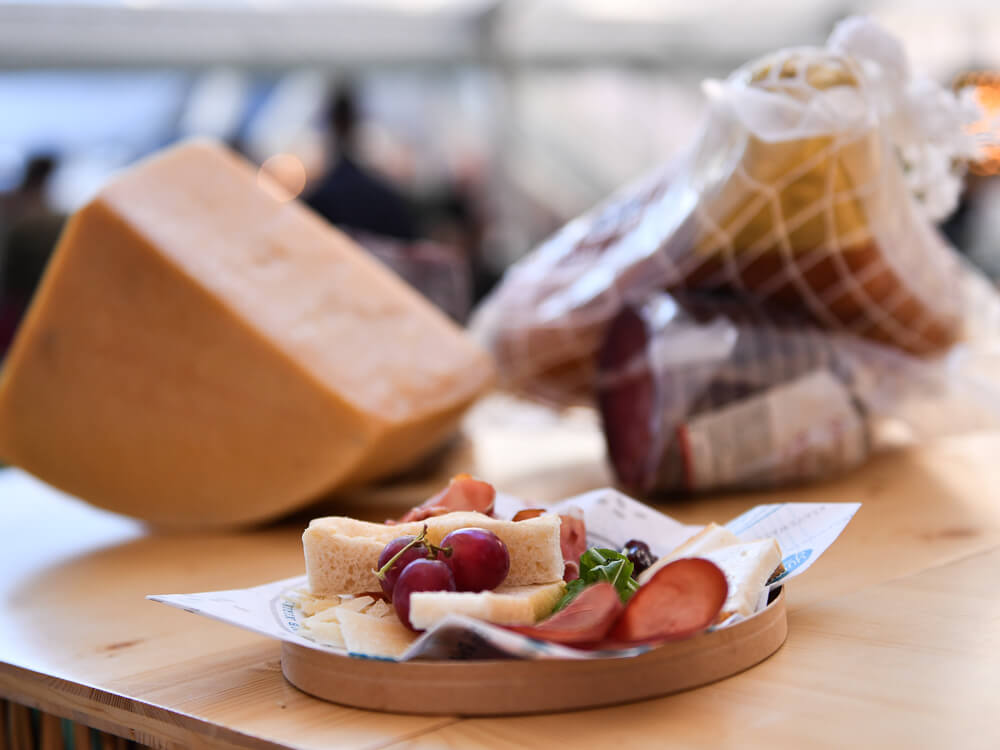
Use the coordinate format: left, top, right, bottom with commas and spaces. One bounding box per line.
596, 291, 1000, 494
472, 17, 990, 408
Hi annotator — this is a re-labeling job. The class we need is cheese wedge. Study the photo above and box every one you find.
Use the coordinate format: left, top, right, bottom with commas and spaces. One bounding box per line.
638, 522, 741, 585
408, 581, 566, 631
668, 523, 742, 558
700, 539, 783, 619
0, 139, 493, 527
304, 511, 564, 596
336, 608, 417, 659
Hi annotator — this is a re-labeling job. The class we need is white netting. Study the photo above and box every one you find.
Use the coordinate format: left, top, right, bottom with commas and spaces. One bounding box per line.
472, 17, 989, 409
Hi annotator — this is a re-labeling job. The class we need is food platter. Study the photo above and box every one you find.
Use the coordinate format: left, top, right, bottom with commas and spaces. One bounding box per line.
153, 497, 856, 715
280, 588, 787, 715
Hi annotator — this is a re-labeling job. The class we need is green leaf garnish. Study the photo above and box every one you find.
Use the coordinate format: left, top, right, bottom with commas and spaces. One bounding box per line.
552, 547, 640, 612
552, 578, 588, 613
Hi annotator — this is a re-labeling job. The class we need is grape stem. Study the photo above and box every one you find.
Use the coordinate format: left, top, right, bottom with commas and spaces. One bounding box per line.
372, 525, 452, 581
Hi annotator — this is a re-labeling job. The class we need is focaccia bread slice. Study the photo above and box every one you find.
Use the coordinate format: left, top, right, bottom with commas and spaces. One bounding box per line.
303, 511, 563, 596
408, 581, 566, 631
336, 608, 416, 659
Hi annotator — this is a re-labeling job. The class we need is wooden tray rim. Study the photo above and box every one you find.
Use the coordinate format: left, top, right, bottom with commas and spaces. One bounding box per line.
281, 588, 789, 715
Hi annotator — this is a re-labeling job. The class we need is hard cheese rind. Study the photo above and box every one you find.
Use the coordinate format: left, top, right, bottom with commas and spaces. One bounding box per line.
0, 140, 493, 526
304, 511, 564, 596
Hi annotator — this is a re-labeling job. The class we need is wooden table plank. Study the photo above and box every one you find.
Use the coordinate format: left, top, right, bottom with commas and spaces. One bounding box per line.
0, 471, 454, 749
3, 411, 1000, 749
395, 545, 1000, 750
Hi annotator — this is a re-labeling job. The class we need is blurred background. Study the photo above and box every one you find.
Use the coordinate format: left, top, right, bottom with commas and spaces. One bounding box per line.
1, 0, 1000, 357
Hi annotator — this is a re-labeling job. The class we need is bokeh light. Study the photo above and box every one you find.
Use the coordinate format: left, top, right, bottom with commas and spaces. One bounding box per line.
257, 152, 307, 202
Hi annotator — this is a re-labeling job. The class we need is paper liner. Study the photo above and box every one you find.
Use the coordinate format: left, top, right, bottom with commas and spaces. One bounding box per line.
150, 489, 858, 662
472, 18, 991, 408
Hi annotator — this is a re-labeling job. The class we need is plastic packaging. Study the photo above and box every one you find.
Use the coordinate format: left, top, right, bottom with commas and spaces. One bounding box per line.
598, 292, 895, 493
472, 18, 1000, 493
473, 17, 987, 408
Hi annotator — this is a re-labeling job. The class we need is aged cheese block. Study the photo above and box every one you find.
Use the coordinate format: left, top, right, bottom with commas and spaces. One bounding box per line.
0, 140, 494, 527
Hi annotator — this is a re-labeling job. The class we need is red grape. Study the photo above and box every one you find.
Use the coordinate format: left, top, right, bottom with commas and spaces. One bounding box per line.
439, 528, 509, 592
376, 535, 430, 600
393, 558, 456, 630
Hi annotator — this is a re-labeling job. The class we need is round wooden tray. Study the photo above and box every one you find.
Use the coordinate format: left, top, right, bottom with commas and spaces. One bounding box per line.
281, 589, 788, 715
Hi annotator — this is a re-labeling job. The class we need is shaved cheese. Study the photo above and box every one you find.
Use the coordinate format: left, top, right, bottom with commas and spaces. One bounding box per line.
367, 599, 393, 619
303, 620, 346, 649
336, 609, 417, 659
336, 596, 376, 613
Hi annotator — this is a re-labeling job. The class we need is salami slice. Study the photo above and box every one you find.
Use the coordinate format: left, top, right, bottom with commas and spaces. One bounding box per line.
393, 474, 496, 523
597, 292, 873, 494
505, 582, 622, 645
608, 557, 728, 644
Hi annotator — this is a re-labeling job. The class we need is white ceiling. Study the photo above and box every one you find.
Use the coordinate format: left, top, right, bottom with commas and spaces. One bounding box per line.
1, 0, 996, 76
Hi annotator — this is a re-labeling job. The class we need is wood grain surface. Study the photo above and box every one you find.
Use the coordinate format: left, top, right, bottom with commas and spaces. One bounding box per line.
2, 399, 999, 748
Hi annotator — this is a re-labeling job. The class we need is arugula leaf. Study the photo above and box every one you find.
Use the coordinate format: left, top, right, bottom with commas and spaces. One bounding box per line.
552, 547, 640, 612
581, 548, 640, 601
552, 578, 587, 612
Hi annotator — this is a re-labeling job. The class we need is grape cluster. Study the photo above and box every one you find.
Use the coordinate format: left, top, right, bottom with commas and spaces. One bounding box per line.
375, 526, 510, 630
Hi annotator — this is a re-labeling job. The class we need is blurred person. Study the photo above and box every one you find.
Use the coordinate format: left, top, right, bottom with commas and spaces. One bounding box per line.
0, 155, 65, 359
305, 83, 418, 241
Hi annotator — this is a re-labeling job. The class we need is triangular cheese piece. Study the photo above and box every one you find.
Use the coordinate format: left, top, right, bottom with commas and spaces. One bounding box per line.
336, 609, 417, 659
0, 140, 492, 526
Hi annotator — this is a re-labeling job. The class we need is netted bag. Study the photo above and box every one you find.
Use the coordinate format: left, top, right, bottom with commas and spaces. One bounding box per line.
472, 17, 983, 407
682, 37, 963, 355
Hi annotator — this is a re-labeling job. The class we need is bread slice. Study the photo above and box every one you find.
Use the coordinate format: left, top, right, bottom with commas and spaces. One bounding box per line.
408, 581, 566, 631
303, 511, 563, 596
638, 522, 741, 585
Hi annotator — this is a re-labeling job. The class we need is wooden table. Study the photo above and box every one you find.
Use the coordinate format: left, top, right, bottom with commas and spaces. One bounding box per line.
2, 400, 1000, 749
